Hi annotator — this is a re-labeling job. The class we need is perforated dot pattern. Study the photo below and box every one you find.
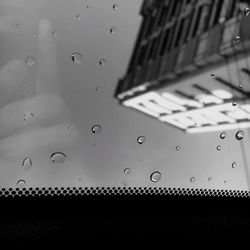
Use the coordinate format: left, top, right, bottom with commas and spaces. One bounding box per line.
0, 187, 249, 198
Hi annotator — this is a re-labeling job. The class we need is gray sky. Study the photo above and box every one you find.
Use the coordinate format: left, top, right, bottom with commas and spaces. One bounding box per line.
0, 0, 249, 191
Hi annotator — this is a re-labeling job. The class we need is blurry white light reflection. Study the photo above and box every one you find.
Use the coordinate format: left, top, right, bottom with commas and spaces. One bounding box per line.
122, 90, 250, 133
212, 89, 233, 99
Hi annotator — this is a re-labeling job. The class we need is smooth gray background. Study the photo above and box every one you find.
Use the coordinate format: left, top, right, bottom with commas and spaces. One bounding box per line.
0, 0, 249, 190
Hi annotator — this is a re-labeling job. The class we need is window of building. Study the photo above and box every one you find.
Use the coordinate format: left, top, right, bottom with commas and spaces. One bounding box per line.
218, 0, 233, 22
212, 0, 225, 26
160, 29, 170, 56
184, 10, 195, 42
169, 0, 179, 20
128, 19, 149, 71
137, 45, 147, 66
167, 22, 178, 52
153, 35, 162, 60
228, 0, 238, 19
174, 18, 185, 47
192, 5, 203, 37
148, 38, 157, 61
200, 1, 212, 31
145, 14, 156, 38
196, 4, 210, 34
158, 6, 169, 27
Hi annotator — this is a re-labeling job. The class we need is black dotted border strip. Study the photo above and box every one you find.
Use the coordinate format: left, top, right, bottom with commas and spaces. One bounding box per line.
0, 187, 249, 198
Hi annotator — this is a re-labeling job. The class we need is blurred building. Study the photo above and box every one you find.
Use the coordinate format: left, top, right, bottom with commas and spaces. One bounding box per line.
115, 0, 250, 133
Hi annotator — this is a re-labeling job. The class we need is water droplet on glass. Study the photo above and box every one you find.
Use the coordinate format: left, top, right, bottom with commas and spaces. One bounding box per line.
217, 145, 222, 151
150, 171, 162, 183
176, 145, 181, 151
235, 36, 240, 43
26, 56, 36, 66
13, 22, 21, 29
71, 53, 83, 64
208, 177, 213, 182
98, 59, 107, 66
113, 3, 119, 10
22, 157, 32, 170
137, 136, 146, 145
66, 124, 74, 132
236, 131, 244, 140
220, 132, 227, 140
24, 111, 34, 122
16, 179, 26, 188
232, 161, 237, 168
232, 100, 237, 106
190, 177, 196, 183
91, 125, 102, 134
51, 152, 67, 164
110, 26, 116, 34
239, 84, 243, 89
211, 72, 215, 77
124, 168, 131, 175
244, 7, 250, 16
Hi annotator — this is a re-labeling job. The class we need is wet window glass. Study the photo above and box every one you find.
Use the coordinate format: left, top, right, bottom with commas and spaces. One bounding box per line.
1, 0, 250, 197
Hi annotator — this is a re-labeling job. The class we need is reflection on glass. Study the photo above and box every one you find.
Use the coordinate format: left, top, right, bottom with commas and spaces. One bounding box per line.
1, 0, 250, 196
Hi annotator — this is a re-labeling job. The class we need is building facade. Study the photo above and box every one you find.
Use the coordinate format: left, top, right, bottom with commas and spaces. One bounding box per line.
115, 0, 250, 133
